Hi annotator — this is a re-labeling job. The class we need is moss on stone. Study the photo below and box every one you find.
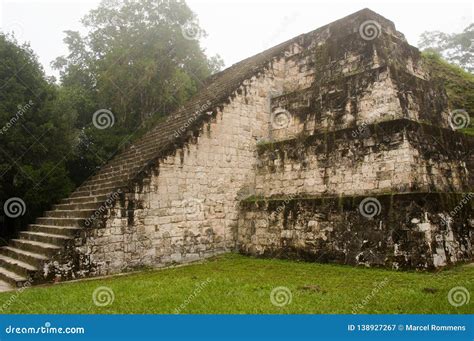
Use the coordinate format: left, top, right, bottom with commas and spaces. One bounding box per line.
422, 52, 474, 136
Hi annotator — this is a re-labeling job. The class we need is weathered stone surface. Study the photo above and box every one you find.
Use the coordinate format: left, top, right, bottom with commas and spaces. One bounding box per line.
255, 120, 471, 197
238, 193, 473, 269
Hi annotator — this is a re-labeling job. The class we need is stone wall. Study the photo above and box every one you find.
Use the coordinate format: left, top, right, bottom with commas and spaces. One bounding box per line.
238, 193, 473, 269
256, 120, 471, 198
269, 23, 451, 142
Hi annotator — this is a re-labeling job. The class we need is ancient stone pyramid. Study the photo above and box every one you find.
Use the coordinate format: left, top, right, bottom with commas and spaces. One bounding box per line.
0, 8, 472, 288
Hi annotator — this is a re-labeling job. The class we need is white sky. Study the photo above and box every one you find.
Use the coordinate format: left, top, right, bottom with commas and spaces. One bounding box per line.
0, 0, 472, 78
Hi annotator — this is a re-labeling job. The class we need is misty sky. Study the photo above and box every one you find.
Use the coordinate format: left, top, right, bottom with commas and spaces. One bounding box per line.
0, 0, 472, 78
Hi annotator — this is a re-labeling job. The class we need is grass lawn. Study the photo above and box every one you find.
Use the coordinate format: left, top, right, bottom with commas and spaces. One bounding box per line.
0, 253, 472, 314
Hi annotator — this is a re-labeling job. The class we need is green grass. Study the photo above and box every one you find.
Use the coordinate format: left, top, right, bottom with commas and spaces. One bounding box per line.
0, 254, 472, 314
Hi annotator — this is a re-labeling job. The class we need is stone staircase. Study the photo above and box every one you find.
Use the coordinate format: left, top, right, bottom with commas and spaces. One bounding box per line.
0, 122, 191, 288
0, 23, 300, 289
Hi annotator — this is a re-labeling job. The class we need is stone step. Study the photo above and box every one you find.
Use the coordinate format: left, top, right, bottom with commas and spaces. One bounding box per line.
0, 280, 13, 292
140, 145, 162, 157
28, 224, 81, 237
35, 217, 85, 227
77, 179, 125, 192
111, 143, 148, 158
89, 166, 123, 181
52, 202, 100, 211
97, 146, 156, 168
91, 169, 137, 182
79, 176, 126, 188
11, 239, 61, 256
19, 231, 72, 246
0, 246, 48, 268
69, 186, 120, 198
111, 148, 158, 166
89, 164, 142, 181
0, 254, 37, 277
44, 209, 96, 219
0, 266, 28, 287
59, 194, 107, 205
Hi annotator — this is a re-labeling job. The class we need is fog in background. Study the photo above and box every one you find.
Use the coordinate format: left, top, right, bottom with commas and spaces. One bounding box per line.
0, 0, 472, 77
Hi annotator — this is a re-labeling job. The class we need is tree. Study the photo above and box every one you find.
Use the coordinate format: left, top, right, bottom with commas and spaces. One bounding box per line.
0, 34, 75, 241
419, 24, 474, 73
53, 0, 223, 185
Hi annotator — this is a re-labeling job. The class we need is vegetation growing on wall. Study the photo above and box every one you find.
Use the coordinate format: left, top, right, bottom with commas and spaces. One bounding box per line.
421, 52, 474, 136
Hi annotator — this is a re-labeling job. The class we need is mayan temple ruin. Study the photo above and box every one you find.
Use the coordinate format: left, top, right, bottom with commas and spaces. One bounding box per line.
0, 8, 472, 288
